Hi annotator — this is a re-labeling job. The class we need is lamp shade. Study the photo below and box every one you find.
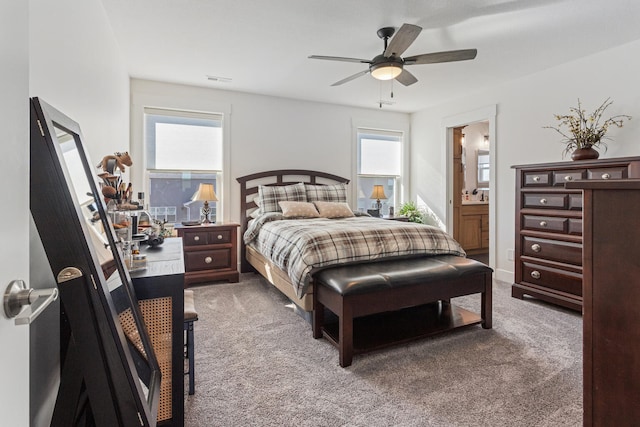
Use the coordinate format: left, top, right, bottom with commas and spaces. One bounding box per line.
191, 183, 218, 202
369, 185, 388, 200
370, 63, 403, 80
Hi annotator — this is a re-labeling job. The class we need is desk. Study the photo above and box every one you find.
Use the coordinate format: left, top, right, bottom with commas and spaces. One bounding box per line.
130, 238, 185, 427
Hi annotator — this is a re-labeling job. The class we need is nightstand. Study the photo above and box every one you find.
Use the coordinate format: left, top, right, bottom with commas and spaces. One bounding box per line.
175, 223, 240, 286
381, 215, 409, 222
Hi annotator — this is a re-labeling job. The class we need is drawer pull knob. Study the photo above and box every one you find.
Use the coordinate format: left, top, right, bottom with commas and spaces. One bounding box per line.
204, 256, 213, 264
217, 234, 223, 240
564, 175, 573, 181
539, 198, 548, 205
194, 236, 200, 241
602, 173, 611, 179
531, 243, 541, 253
533, 176, 540, 182
540, 221, 548, 227
531, 270, 541, 279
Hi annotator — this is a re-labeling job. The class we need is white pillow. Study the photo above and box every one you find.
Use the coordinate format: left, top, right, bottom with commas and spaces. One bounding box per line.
313, 201, 355, 218
278, 201, 320, 218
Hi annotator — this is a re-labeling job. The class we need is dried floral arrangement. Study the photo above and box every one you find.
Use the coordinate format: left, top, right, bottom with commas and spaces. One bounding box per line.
545, 98, 631, 158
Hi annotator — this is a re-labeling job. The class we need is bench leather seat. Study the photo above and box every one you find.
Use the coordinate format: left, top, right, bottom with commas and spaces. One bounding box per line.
314, 255, 492, 296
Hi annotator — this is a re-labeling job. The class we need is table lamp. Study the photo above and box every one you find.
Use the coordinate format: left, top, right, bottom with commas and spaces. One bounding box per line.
370, 185, 388, 211
191, 183, 218, 224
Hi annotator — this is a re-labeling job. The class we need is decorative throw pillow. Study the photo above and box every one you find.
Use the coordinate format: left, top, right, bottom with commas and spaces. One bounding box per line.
278, 201, 320, 218
257, 182, 307, 213
314, 201, 355, 218
305, 183, 348, 203
249, 197, 262, 218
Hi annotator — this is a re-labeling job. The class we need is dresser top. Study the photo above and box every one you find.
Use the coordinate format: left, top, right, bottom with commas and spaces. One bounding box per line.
511, 155, 640, 170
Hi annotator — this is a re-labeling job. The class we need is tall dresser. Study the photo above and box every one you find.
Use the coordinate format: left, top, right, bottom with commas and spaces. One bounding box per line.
512, 156, 640, 311
565, 179, 640, 425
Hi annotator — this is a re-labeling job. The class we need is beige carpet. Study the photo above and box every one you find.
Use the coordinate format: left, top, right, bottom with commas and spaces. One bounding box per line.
184, 273, 582, 426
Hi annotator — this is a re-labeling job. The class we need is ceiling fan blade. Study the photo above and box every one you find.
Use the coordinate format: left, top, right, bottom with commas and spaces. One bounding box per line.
331, 69, 370, 86
309, 55, 371, 64
395, 69, 418, 86
384, 23, 422, 57
404, 49, 478, 64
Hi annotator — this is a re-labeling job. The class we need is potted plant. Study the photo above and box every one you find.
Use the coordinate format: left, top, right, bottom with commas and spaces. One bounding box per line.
544, 98, 631, 160
398, 201, 424, 223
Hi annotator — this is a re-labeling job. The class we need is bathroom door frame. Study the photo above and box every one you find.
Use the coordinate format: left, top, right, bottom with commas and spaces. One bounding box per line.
443, 105, 497, 268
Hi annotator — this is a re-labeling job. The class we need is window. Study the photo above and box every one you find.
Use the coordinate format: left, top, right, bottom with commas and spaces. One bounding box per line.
144, 108, 223, 223
356, 129, 403, 215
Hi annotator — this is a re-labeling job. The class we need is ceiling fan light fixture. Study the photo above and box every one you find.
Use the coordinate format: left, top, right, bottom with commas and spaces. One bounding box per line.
370, 62, 403, 80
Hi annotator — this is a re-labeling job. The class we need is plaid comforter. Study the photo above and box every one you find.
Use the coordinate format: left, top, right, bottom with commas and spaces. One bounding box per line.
244, 214, 466, 298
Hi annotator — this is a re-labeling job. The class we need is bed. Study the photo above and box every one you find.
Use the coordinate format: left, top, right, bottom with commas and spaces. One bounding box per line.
236, 169, 493, 365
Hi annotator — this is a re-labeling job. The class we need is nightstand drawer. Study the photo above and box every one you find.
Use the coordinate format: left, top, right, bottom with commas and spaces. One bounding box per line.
183, 231, 210, 246
208, 229, 231, 244
185, 248, 231, 271
182, 229, 232, 246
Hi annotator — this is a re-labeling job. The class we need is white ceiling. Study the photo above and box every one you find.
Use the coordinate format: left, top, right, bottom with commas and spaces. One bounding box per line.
100, 0, 640, 113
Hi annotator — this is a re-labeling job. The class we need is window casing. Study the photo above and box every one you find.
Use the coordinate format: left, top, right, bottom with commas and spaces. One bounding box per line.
356, 129, 403, 215
144, 108, 223, 223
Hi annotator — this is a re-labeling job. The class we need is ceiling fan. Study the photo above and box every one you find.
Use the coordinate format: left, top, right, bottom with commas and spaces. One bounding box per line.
309, 23, 477, 87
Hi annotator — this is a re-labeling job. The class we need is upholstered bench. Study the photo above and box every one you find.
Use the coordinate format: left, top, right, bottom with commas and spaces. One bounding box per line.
312, 255, 493, 367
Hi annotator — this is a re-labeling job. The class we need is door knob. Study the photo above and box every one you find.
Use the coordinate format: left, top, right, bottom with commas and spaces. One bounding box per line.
3, 280, 58, 325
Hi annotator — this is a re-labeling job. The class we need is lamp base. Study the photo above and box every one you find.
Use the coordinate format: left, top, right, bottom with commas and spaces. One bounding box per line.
201, 201, 212, 224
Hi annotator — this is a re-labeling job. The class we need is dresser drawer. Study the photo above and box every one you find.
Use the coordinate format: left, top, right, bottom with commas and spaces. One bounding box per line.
587, 166, 628, 180
522, 193, 568, 209
523, 215, 568, 233
522, 171, 551, 187
185, 248, 231, 271
522, 236, 582, 265
552, 169, 586, 186
521, 262, 582, 296
568, 219, 582, 235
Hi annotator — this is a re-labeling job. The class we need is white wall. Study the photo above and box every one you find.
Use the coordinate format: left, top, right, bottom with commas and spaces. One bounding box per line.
27, 1, 130, 425
411, 38, 640, 282
0, 2, 30, 426
29, 0, 130, 167
130, 79, 411, 222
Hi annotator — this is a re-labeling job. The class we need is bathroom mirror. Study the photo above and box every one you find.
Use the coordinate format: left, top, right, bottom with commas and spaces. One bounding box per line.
30, 97, 160, 426
477, 149, 490, 188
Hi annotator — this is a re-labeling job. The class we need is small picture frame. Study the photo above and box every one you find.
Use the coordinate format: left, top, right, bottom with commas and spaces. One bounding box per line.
367, 209, 380, 218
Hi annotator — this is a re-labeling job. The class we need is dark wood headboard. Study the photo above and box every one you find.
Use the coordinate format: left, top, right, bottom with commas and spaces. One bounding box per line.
235, 169, 350, 272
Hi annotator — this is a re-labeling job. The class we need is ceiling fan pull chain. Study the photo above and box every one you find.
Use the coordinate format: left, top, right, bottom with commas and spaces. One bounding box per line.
391, 79, 394, 98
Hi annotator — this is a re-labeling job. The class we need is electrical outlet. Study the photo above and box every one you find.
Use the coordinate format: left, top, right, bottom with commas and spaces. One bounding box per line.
507, 249, 514, 261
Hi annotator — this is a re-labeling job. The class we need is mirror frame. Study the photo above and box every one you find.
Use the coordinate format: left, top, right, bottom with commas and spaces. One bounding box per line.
30, 97, 160, 426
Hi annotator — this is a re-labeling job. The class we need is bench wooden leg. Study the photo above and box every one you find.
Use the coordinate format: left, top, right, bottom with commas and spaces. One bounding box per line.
339, 300, 353, 367
313, 298, 324, 339
481, 271, 493, 329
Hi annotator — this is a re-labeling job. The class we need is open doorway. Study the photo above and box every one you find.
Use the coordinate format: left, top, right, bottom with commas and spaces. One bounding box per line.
452, 123, 490, 265
443, 105, 496, 268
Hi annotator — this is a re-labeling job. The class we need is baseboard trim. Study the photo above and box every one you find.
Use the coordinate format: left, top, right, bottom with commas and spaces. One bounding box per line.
495, 268, 513, 284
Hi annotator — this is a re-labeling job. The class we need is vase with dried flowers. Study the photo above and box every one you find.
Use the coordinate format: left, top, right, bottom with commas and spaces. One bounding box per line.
544, 98, 631, 160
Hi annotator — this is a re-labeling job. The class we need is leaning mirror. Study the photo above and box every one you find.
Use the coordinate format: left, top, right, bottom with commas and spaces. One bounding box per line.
30, 97, 160, 426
